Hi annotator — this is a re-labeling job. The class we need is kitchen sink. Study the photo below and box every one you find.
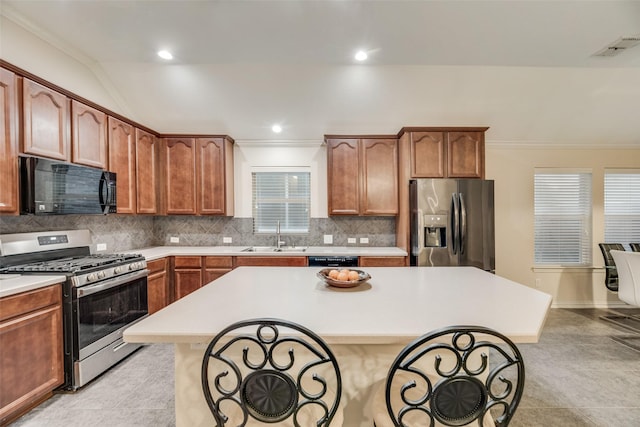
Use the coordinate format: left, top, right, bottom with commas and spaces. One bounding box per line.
241, 246, 307, 253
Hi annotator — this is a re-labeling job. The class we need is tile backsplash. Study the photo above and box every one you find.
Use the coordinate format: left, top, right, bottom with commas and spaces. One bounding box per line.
1, 215, 395, 252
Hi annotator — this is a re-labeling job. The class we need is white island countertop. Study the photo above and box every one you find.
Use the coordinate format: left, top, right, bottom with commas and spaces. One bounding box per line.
124, 266, 552, 345
125, 245, 407, 261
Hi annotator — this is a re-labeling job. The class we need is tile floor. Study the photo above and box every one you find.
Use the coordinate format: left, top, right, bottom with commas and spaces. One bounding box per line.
10, 308, 640, 426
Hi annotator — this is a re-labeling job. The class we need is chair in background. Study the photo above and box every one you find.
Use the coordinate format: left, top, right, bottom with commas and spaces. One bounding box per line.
201, 318, 342, 426
373, 325, 525, 427
599, 243, 625, 291
606, 250, 640, 349
630, 243, 640, 252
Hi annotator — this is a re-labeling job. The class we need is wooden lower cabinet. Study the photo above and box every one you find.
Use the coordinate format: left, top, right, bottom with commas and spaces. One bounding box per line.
359, 256, 407, 267
0, 284, 64, 426
234, 257, 307, 267
173, 256, 234, 301
146, 258, 169, 314
203, 256, 233, 284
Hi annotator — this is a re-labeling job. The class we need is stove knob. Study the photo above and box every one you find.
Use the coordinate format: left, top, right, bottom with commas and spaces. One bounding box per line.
129, 262, 138, 270
98, 271, 106, 279
114, 267, 121, 274
87, 273, 97, 282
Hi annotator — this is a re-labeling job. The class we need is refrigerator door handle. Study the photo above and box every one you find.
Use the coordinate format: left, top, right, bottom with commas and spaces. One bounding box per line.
451, 193, 460, 255
459, 192, 467, 255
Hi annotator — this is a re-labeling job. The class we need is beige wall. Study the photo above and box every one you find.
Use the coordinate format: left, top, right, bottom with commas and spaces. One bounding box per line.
486, 144, 640, 308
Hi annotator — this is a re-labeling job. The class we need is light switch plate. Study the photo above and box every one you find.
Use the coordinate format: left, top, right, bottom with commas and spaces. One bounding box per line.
96, 243, 107, 252
360, 237, 369, 244
223, 237, 232, 244
324, 234, 333, 244
170, 236, 180, 243
347, 237, 356, 244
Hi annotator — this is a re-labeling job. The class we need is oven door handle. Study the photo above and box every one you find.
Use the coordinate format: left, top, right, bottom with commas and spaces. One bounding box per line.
77, 269, 149, 298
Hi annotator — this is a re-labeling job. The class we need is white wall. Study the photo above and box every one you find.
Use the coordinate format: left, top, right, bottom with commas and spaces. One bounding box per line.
233, 141, 328, 218
0, 15, 130, 119
486, 144, 640, 308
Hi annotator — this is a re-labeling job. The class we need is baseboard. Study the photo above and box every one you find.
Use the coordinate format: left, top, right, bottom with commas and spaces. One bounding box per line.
551, 302, 630, 309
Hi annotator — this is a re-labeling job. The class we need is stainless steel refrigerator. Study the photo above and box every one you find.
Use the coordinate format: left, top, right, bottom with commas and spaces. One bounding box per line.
410, 179, 495, 271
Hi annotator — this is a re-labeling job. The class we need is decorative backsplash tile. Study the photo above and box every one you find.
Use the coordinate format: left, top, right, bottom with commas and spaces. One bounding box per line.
1, 215, 396, 252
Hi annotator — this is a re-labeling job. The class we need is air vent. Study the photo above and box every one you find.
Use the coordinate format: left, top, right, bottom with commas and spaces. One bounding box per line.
593, 35, 640, 57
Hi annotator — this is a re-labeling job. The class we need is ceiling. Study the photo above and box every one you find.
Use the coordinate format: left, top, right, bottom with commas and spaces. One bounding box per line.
2, 0, 640, 144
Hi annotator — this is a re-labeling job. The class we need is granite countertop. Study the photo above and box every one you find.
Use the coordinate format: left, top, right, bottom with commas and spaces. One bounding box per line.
1, 246, 407, 297
125, 245, 407, 261
124, 266, 552, 345
0, 275, 66, 298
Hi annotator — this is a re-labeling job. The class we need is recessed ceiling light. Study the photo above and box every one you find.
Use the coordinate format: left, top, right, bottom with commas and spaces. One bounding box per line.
355, 50, 368, 61
271, 124, 282, 133
157, 50, 173, 60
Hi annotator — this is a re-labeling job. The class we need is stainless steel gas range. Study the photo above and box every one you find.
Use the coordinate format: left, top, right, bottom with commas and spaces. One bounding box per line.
0, 230, 148, 390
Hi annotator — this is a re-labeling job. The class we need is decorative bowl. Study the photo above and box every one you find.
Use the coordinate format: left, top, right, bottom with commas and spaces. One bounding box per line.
317, 268, 371, 288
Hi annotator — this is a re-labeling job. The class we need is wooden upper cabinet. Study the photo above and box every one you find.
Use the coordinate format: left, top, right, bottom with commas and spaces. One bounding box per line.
164, 138, 197, 215
361, 138, 398, 215
0, 68, 19, 215
196, 137, 234, 216
326, 136, 398, 216
136, 129, 160, 214
108, 117, 136, 214
71, 100, 107, 169
447, 131, 484, 178
22, 78, 70, 161
410, 132, 445, 178
402, 127, 487, 179
326, 138, 360, 215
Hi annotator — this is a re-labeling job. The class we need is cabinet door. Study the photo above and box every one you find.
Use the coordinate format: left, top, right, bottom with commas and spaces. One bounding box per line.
146, 258, 168, 314
22, 78, 70, 161
326, 138, 360, 215
0, 68, 19, 214
196, 137, 227, 215
359, 256, 406, 267
164, 138, 197, 215
136, 129, 160, 214
71, 100, 107, 169
174, 269, 202, 299
0, 285, 63, 425
410, 132, 445, 178
447, 131, 484, 178
361, 138, 398, 215
108, 117, 136, 213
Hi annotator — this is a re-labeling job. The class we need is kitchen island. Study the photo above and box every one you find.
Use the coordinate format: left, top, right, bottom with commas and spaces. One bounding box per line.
124, 266, 552, 426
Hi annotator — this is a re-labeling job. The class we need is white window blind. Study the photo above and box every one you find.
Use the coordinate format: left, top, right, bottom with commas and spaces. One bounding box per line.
252, 172, 310, 234
604, 170, 640, 244
534, 171, 592, 265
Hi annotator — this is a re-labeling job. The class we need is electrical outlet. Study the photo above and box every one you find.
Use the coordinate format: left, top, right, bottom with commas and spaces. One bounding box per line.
360, 237, 369, 244
347, 237, 356, 244
96, 243, 107, 252
323, 234, 333, 244
535, 278, 541, 288
223, 237, 232, 244
170, 236, 179, 244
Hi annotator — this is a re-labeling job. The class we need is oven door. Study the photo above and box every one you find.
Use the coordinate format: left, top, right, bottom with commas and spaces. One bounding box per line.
74, 269, 148, 361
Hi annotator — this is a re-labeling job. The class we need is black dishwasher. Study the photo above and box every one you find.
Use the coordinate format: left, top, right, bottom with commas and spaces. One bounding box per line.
308, 256, 359, 267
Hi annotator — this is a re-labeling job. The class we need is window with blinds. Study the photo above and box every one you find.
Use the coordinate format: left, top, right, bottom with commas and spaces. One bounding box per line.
534, 170, 592, 265
252, 171, 310, 234
604, 170, 640, 244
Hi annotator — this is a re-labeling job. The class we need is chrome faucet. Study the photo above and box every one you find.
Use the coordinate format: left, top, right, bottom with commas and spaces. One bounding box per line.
275, 220, 285, 249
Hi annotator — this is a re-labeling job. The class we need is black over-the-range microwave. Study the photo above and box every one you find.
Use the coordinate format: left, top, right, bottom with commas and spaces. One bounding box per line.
20, 156, 117, 215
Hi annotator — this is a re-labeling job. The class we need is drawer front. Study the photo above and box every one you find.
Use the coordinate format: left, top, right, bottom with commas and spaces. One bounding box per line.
146, 258, 168, 274
359, 256, 407, 267
173, 256, 202, 268
204, 256, 233, 268
235, 257, 307, 267
0, 284, 62, 323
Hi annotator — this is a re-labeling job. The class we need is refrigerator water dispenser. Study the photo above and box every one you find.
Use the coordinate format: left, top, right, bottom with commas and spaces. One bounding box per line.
424, 215, 447, 247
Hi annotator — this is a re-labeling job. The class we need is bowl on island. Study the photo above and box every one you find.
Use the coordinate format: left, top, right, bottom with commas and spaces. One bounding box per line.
317, 268, 371, 288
